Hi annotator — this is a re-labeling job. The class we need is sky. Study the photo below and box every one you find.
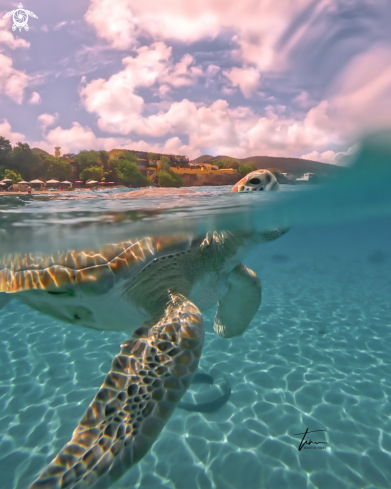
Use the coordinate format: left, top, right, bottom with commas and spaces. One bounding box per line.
0, 0, 391, 163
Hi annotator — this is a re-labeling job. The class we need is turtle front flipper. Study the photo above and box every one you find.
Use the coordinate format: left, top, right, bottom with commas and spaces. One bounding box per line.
214, 263, 262, 338
30, 294, 204, 489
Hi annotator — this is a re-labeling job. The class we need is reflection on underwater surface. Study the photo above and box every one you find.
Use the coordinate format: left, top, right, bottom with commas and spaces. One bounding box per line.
0, 134, 391, 488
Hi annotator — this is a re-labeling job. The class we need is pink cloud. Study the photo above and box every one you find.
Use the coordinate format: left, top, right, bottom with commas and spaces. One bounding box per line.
37, 113, 58, 130
328, 45, 391, 134
301, 146, 357, 165
0, 54, 29, 103
27, 102, 350, 161
0, 18, 30, 49
85, 0, 315, 73
223, 66, 261, 98
80, 56, 344, 158
32, 122, 131, 154
0, 119, 25, 144
29, 92, 41, 104
80, 43, 203, 134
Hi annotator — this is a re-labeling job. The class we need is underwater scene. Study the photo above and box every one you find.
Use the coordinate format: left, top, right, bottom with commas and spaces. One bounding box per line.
0, 135, 391, 489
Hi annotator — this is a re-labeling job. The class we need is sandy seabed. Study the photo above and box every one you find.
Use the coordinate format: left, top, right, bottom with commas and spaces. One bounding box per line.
0, 222, 391, 489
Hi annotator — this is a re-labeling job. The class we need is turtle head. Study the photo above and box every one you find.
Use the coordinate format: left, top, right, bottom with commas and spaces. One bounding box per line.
230, 170, 280, 193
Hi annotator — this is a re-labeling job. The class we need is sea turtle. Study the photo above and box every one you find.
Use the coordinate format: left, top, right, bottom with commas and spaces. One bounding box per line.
0, 170, 287, 489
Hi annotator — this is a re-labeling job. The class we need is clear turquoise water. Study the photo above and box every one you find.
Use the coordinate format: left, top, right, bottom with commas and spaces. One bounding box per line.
1, 134, 391, 488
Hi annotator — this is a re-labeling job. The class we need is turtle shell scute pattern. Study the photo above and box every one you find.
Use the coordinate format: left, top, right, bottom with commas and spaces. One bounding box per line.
0, 234, 200, 294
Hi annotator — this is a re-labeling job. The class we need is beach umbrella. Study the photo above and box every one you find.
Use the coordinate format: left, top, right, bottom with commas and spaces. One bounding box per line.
2, 178, 12, 182
18, 181, 29, 184
74, 181, 83, 183
0, 182, 6, 185
107, 182, 115, 184
86, 180, 98, 184
46, 179, 59, 184
30, 179, 44, 184
60, 180, 72, 184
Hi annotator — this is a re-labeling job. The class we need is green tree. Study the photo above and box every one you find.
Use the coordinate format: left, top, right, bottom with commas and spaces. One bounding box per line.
160, 156, 170, 168
0, 137, 12, 168
112, 158, 149, 187
75, 150, 112, 181
157, 170, 183, 187
157, 157, 183, 187
237, 163, 257, 178
214, 157, 240, 170
4, 169, 23, 183
10, 142, 40, 180
74, 150, 101, 172
74, 150, 106, 172
46, 157, 73, 181
98, 150, 110, 171
148, 153, 159, 161
80, 165, 105, 182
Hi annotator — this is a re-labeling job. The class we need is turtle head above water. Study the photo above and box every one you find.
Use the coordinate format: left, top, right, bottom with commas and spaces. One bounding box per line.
230, 169, 280, 193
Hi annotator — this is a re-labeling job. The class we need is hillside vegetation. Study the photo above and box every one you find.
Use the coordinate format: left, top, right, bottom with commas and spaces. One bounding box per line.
0, 137, 149, 187
192, 154, 345, 177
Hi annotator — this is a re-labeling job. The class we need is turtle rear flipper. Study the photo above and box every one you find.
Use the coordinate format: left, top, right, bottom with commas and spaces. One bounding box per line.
30, 294, 204, 489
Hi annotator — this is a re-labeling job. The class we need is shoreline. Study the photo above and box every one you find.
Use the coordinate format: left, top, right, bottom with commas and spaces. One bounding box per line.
0, 187, 122, 197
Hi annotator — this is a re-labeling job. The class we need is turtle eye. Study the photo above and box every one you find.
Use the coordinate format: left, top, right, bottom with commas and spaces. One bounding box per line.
248, 177, 261, 185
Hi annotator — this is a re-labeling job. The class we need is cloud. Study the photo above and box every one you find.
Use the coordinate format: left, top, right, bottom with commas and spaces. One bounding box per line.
301, 145, 357, 165
85, 0, 223, 49
30, 96, 351, 161
29, 92, 41, 104
293, 91, 314, 109
223, 66, 261, 98
84, 0, 317, 72
328, 45, 391, 134
33, 122, 131, 154
79, 39, 346, 158
0, 54, 29, 103
80, 42, 202, 133
0, 18, 30, 49
0, 119, 25, 144
31, 120, 191, 157
301, 150, 341, 164
83, 89, 343, 158
38, 113, 58, 130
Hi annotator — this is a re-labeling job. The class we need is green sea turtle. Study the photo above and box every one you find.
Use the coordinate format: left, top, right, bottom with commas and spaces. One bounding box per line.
0, 170, 287, 489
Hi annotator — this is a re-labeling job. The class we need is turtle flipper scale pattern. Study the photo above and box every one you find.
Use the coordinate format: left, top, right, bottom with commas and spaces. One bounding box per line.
30, 294, 204, 489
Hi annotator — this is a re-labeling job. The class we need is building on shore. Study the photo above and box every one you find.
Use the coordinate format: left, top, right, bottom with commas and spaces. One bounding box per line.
51, 146, 237, 183
109, 149, 189, 175
296, 172, 317, 182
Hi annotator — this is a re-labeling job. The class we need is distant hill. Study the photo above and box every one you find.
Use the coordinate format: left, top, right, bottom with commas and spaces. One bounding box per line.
191, 154, 344, 177
31, 147, 50, 156
191, 154, 215, 163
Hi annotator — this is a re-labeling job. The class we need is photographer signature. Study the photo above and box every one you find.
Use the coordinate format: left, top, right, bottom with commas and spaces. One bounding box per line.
292, 428, 328, 451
